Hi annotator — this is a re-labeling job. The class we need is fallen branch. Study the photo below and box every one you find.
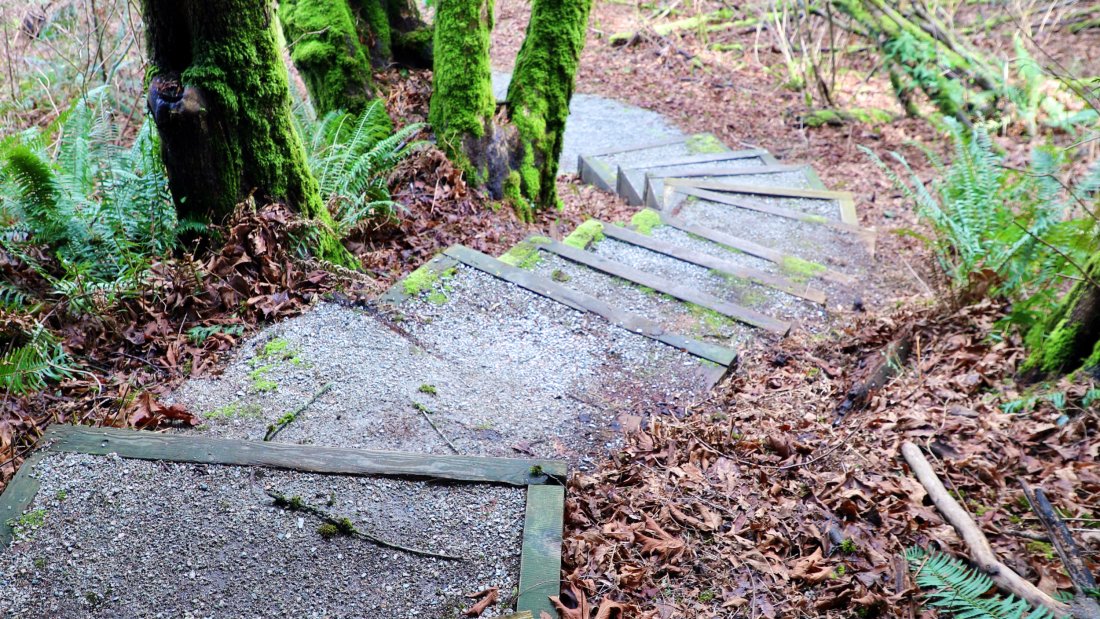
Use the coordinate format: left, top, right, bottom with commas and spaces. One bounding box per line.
1021, 481, 1100, 619
900, 442, 1069, 616
834, 328, 913, 421
266, 489, 463, 561
264, 382, 332, 441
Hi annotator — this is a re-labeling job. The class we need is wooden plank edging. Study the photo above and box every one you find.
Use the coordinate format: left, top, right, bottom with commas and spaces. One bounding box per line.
0, 451, 46, 547
516, 484, 564, 617
36, 425, 566, 485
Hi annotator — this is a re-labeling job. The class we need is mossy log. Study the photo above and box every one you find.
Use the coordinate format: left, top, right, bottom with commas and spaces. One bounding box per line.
431, 0, 592, 212
1024, 250, 1100, 377
142, 0, 354, 266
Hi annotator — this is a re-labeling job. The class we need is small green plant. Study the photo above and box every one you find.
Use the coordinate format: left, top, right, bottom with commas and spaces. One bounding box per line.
317, 523, 340, 539
186, 324, 244, 345
418, 383, 437, 395
698, 590, 716, 603
840, 538, 858, 553
248, 366, 278, 393
206, 402, 264, 420
6, 508, 47, 536
0, 324, 76, 395
906, 546, 1056, 618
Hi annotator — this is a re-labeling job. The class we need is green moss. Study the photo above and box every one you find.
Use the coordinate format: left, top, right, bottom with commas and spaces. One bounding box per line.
249, 366, 278, 393
6, 508, 47, 537
687, 303, 734, 333
207, 402, 264, 420
802, 109, 844, 128
804, 214, 829, 224
281, 0, 375, 113
317, 523, 340, 538
402, 263, 457, 296
563, 219, 604, 249
503, 170, 533, 222
803, 108, 894, 128
353, 0, 393, 62
499, 239, 545, 270
630, 208, 662, 235
686, 134, 725, 154
428, 0, 495, 169
506, 0, 593, 209
780, 255, 827, 283
418, 383, 437, 395
551, 269, 570, 282
427, 290, 449, 305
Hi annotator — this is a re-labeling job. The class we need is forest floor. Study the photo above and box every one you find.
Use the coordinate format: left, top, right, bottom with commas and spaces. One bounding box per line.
2, 1, 1098, 617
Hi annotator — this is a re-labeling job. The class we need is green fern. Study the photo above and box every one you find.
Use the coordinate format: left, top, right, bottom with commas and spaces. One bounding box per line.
906, 547, 1058, 619
0, 324, 75, 395
296, 100, 425, 237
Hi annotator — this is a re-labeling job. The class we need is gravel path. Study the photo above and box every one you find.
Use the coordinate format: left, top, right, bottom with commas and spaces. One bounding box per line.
1, 452, 524, 619
169, 302, 601, 461
674, 197, 871, 275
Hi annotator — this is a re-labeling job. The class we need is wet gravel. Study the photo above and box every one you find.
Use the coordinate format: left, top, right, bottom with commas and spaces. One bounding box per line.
1, 452, 524, 619
620, 156, 767, 203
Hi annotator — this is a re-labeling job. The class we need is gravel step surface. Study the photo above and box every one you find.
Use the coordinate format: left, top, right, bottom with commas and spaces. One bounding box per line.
673, 197, 870, 276
591, 235, 827, 329
670, 188, 846, 221
169, 303, 602, 461
620, 156, 768, 204
653, 169, 817, 210
647, 225, 857, 311
1, 452, 524, 619
393, 265, 720, 429
527, 248, 759, 349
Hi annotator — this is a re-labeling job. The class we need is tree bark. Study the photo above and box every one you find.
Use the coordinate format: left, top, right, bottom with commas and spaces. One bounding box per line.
1024, 250, 1100, 376
506, 0, 593, 211
280, 0, 376, 114
429, 0, 591, 213
142, 0, 353, 265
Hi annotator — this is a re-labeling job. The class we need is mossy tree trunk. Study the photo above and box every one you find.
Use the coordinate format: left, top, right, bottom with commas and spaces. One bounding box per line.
280, 0, 376, 114
1025, 251, 1100, 377
506, 0, 593, 210
430, 0, 592, 213
142, 0, 354, 265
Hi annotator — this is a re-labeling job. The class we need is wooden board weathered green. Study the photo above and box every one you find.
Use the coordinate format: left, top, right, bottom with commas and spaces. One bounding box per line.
517, 484, 565, 617
0, 452, 45, 547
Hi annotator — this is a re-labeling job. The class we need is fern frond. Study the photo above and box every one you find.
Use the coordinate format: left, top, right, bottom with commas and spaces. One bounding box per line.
0, 324, 75, 395
906, 547, 1057, 619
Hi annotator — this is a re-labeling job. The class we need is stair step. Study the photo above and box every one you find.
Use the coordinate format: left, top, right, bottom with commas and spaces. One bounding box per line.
601, 222, 827, 305
441, 245, 737, 367
578, 133, 730, 192
535, 238, 791, 335
663, 179, 860, 225
589, 229, 827, 328
616, 149, 770, 205
669, 195, 872, 275
645, 164, 819, 210
657, 213, 857, 286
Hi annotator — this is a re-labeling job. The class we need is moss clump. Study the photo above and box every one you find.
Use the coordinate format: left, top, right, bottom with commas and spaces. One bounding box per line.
563, 220, 605, 250
802, 108, 894, 128
503, 170, 534, 222
686, 134, 726, 154
551, 269, 570, 282
402, 263, 457, 296
281, 0, 375, 114
418, 383, 437, 395
801, 109, 844, 128
1023, 250, 1100, 375
506, 0, 593, 210
206, 402, 264, 420
249, 366, 278, 393
317, 523, 340, 539
7, 509, 47, 535
780, 255, 827, 283
630, 209, 662, 235
688, 303, 735, 333
499, 238, 548, 270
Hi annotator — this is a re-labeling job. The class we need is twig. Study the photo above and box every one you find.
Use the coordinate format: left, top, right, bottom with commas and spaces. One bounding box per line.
901, 442, 1069, 616
265, 489, 463, 561
1011, 221, 1100, 290
416, 404, 460, 454
263, 383, 332, 441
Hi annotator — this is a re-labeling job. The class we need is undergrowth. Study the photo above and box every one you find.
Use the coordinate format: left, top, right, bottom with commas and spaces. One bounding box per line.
906, 547, 1056, 619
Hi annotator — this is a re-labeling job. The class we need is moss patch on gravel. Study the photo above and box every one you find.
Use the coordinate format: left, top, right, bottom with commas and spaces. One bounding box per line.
630, 209, 662, 235
563, 220, 605, 249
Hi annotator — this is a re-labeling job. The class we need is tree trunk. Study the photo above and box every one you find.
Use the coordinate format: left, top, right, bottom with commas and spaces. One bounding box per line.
1025, 250, 1100, 376
280, 0, 376, 114
429, 0, 591, 213
506, 0, 593, 211
142, 0, 353, 265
